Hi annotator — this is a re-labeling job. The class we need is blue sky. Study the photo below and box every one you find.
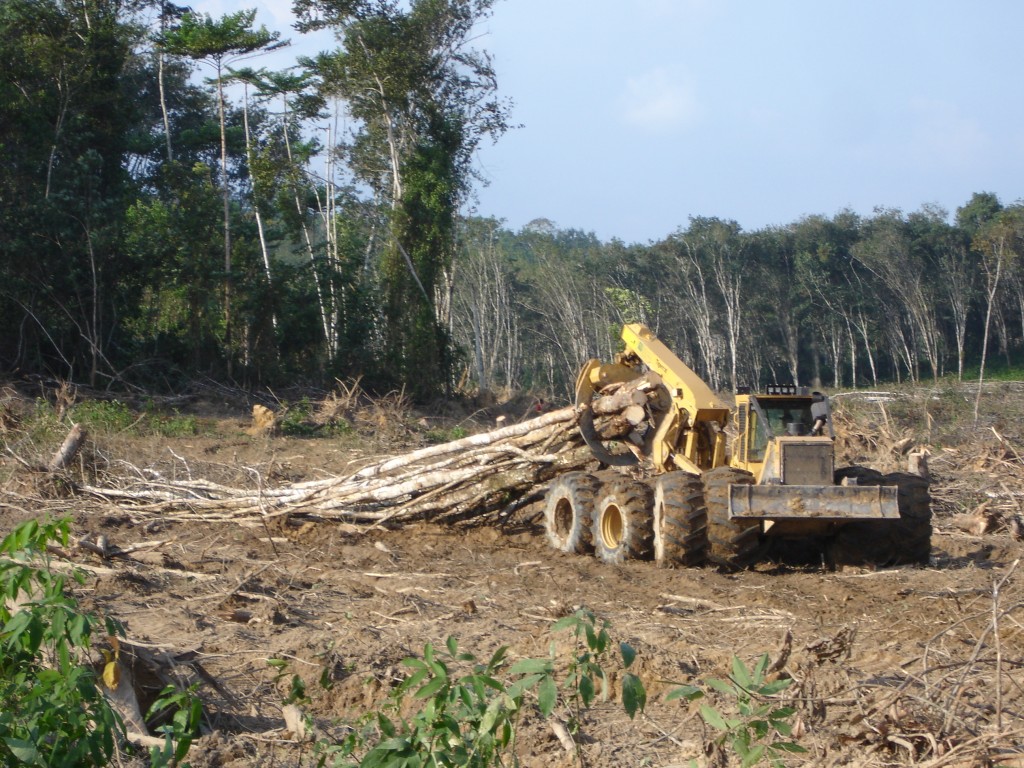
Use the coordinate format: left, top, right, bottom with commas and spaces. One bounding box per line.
193, 0, 1024, 244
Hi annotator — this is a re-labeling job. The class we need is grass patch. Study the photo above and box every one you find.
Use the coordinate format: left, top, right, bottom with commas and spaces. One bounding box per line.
425, 425, 469, 444
70, 400, 136, 433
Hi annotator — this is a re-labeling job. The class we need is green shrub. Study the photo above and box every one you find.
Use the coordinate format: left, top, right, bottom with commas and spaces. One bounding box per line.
146, 412, 200, 437
668, 654, 806, 768
23, 399, 65, 445
71, 400, 136, 434
315, 608, 644, 768
0, 518, 125, 767
146, 683, 204, 768
300, 610, 805, 768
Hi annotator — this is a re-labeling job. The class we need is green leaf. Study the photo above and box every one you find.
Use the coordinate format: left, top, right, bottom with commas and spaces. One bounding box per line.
537, 675, 557, 717
373, 737, 412, 752
619, 642, 637, 669
706, 678, 736, 696
445, 636, 458, 656
699, 704, 730, 732
551, 615, 579, 633
413, 675, 446, 700
474, 674, 505, 692
4, 738, 40, 762
377, 713, 396, 737
749, 719, 770, 739
752, 653, 771, 683
757, 678, 793, 696
508, 658, 551, 676
425, 657, 447, 678
578, 673, 595, 707
665, 684, 703, 702
731, 656, 753, 689
621, 673, 646, 719
479, 696, 506, 734
507, 673, 543, 697
773, 741, 809, 753
499, 719, 512, 748
486, 646, 509, 670
402, 668, 428, 691
740, 744, 765, 768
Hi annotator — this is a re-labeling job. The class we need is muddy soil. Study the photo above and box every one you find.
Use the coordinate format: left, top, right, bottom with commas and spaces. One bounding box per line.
2, 389, 1023, 767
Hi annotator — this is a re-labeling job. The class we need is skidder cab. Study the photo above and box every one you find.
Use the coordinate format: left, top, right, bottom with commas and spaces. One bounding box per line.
734, 385, 834, 484
728, 385, 898, 533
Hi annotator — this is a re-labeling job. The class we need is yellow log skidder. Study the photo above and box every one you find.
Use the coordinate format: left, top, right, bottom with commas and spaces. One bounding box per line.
544, 324, 931, 570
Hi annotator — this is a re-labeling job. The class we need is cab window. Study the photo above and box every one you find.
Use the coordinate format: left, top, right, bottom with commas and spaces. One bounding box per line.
749, 411, 769, 461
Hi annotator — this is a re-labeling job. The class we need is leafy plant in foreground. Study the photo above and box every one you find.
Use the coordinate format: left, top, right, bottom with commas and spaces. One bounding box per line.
314, 608, 645, 768
147, 683, 204, 768
311, 610, 805, 768
551, 608, 646, 733
0, 518, 124, 767
668, 654, 806, 767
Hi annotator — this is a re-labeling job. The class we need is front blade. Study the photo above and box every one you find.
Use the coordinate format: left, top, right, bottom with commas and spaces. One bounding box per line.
728, 484, 899, 521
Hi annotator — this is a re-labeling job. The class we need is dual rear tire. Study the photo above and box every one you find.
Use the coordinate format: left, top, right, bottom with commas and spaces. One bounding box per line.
543, 472, 709, 567
593, 480, 654, 564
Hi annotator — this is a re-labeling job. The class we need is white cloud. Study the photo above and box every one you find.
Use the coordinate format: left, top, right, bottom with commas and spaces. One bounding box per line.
620, 68, 699, 132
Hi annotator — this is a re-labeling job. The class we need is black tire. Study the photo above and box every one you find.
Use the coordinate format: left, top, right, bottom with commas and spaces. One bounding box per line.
593, 479, 654, 564
653, 473, 708, 567
829, 470, 932, 567
834, 465, 884, 486
884, 472, 932, 565
704, 467, 762, 571
544, 473, 601, 554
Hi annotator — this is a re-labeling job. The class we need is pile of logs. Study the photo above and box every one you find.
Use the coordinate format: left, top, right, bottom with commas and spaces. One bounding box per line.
80, 407, 592, 526
587, 377, 661, 445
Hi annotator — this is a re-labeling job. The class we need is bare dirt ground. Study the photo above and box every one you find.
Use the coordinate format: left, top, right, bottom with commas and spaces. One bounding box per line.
2, 382, 1024, 767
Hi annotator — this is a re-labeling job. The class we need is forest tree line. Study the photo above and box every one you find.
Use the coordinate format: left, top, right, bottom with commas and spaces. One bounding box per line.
459, 196, 1022, 400
2, 0, 1022, 401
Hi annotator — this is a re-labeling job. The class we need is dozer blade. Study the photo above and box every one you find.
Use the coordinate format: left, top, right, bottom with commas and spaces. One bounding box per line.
728, 484, 900, 521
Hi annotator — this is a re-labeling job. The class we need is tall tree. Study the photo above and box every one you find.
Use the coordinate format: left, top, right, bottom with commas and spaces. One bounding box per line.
972, 205, 1024, 422
451, 218, 521, 392
855, 209, 944, 382
157, 10, 285, 373
296, 0, 512, 397
749, 227, 805, 386
0, 0, 141, 382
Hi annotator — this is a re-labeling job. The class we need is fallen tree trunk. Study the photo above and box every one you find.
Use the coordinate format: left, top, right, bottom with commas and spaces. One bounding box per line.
80, 406, 592, 527
49, 423, 87, 472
